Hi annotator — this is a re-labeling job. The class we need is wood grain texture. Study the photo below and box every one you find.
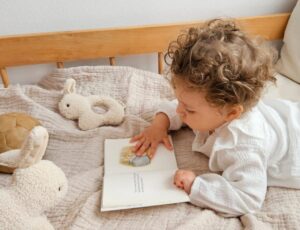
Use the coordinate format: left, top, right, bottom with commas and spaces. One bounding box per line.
0, 13, 290, 68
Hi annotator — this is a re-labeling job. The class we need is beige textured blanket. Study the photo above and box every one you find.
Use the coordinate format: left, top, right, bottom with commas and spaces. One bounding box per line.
0, 66, 299, 230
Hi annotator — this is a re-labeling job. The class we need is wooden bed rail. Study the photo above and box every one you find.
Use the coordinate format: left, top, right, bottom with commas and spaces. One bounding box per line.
0, 13, 290, 88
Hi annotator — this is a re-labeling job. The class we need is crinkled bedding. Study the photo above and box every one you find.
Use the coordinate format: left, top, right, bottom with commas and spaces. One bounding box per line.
0, 66, 299, 230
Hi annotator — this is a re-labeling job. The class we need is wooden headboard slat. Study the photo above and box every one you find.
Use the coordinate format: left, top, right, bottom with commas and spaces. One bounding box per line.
0, 13, 290, 68
0, 68, 10, 87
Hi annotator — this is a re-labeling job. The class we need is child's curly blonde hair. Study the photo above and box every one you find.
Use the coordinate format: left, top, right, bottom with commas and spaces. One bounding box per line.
165, 19, 277, 112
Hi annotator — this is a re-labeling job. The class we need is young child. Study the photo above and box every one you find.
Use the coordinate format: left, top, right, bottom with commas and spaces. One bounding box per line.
130, 19, 300, 217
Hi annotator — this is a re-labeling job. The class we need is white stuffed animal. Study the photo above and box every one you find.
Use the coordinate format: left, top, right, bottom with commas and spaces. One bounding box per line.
0, 126, 68, 230
58, 78, 125, 130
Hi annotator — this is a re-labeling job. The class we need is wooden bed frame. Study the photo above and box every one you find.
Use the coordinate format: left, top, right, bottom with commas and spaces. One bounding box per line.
0, 13, 290, 88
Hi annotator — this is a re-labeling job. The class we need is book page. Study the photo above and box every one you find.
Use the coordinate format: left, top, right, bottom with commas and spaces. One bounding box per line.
104, 137, 177, 175
101, 169, 190, 211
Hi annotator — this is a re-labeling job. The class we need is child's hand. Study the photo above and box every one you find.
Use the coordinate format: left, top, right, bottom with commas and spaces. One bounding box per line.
174, 169, 196, 194
130, 124, 173, 159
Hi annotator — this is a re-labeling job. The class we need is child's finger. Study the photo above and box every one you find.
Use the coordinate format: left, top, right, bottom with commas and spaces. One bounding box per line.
137, 140, 150, 155
130, 133, 143, 143
183, 180, 192, 194
163, 137, 173, 150
174, 171, 180, 182
133, 140, 144, 153
174, 179, 184, 189
148, 143, 158, 159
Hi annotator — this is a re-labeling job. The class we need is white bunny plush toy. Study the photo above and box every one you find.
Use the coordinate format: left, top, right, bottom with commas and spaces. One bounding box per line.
0, 126, 68, 230
58, 79, 125, 130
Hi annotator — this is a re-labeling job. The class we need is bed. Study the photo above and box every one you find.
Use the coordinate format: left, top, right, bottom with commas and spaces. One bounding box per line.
1, 12, 300, 230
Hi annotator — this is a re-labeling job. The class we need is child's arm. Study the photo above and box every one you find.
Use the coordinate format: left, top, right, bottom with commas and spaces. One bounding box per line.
156, 100, 184, 130
188, 146, 267, 217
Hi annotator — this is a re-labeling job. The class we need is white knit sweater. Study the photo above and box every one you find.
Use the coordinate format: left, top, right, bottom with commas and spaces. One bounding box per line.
158, 99, 300, 216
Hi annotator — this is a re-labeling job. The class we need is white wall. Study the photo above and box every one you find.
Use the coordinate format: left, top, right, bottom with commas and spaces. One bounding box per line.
0, 0, 297, 85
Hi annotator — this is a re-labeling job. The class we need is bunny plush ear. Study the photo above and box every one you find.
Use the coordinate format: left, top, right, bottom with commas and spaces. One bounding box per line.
63, 78, 76, 94
17, 126, 49, 168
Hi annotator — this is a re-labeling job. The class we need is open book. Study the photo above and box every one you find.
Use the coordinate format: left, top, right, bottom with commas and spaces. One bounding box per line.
101, 137, 190, 211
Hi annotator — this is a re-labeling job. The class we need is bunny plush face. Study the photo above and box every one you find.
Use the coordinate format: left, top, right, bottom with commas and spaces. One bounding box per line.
58, 79, 91, 120
13, 160, 68, 210
59, 93, 90, 119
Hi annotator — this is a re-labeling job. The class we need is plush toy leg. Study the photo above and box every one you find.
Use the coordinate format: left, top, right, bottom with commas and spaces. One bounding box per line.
0, 126, 49, 171
0, 149, 21, 172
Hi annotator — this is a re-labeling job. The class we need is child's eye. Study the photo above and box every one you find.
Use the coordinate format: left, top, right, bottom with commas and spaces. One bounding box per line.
186, 109, 195, 114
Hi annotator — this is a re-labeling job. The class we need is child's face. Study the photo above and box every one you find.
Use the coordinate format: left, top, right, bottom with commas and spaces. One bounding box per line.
173, 79, 230, 132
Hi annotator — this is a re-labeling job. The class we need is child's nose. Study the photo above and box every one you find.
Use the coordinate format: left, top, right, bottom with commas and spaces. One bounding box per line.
176, 104, 185, 116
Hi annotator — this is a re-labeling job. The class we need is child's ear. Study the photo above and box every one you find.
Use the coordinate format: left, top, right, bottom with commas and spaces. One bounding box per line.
225, 105, 244, 121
